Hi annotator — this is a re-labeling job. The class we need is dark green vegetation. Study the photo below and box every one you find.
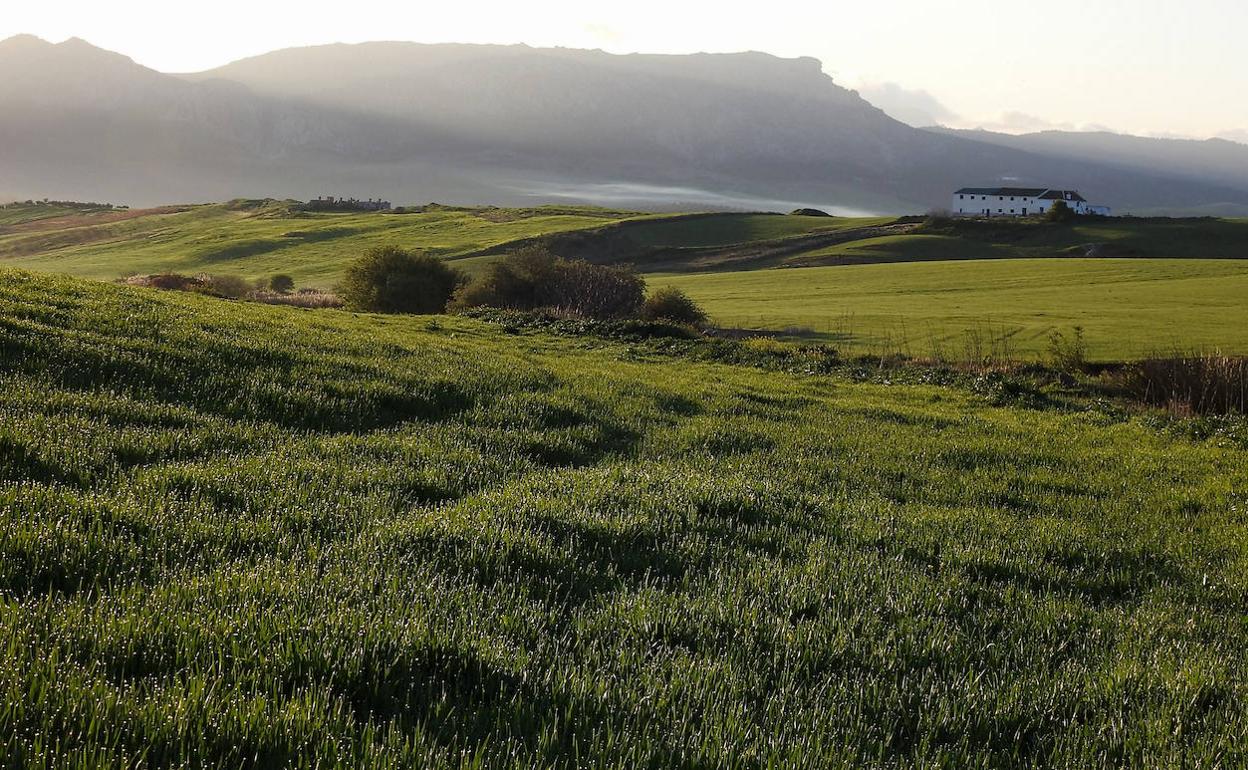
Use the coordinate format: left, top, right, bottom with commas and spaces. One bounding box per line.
639, 286, 709, 327
2, 269, 1247, 767
340, 246, 467, 314
450, 247, 647, 320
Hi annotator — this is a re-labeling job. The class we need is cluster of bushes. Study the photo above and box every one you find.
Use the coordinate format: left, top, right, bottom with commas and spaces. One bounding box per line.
339, 245, 709, 327
120, 272, 342, 308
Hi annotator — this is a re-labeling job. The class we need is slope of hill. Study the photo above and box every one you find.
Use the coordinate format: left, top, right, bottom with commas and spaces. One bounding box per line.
0, 200, 647, 286
5, 35, 1248, 214
2, 269, 1247, 766
487, 212, 1248, 273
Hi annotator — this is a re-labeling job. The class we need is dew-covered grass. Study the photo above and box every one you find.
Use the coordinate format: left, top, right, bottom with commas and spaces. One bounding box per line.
1, 269, 1246, 768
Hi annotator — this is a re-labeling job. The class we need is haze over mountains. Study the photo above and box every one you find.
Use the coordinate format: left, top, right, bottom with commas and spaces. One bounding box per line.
3, 34, 1247, 215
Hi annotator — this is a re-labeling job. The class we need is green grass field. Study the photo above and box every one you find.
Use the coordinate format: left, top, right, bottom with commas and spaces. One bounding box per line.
2, 269, 1247, 767
658, 258, 1248, 360
0, 201, 645, 288
620, 212, 895, 248
5, 202, 1248, 362
792, 217, 1248, 265
0, 203, 118, 227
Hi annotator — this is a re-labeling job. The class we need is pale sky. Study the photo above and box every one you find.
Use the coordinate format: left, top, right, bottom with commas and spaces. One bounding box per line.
4, 0, 1245, 139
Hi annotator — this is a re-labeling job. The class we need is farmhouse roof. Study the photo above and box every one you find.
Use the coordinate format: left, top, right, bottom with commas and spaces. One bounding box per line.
1039, 190, 1087, 202
956, 187, 1088, 202
955, 187, 1050, 197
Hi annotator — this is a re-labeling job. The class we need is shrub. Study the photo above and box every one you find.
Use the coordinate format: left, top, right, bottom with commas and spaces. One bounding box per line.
198, 274, 252, 299
451, 246, 559, 312
640, 287, 709, 328
1046, 200, 1077, 223
551, 259, 646, 319
121, 273, 207, 292
268, 274, 295, 294
1047, 326, 1088, 373
451, 247, 645, 320
248, 290, 344, 309
1124, 354, 1248, 415
339, 246, 466, 314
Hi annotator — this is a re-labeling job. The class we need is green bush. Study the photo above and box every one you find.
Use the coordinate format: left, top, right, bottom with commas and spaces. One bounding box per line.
640, 286, 709, 328
451, 247, 645, 319
1046, 200, 1077, 223
199, 274, 252, 299
551, 259, 646, 319
339, 246, 466, 314
268, 274, 295, 294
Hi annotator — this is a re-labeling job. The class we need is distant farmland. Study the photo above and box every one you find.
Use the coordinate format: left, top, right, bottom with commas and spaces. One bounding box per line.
657, 258, 1248, 360
5, 201, 1247, 360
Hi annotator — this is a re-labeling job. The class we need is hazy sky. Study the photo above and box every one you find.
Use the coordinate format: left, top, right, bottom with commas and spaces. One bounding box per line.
4, 0, 1245, 139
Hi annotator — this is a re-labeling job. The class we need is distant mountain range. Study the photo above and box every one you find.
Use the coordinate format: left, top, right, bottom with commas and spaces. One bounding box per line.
3, 34, 1247, 214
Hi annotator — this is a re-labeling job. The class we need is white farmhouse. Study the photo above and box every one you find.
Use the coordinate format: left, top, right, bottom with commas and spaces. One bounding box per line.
951, 188, 1110, 217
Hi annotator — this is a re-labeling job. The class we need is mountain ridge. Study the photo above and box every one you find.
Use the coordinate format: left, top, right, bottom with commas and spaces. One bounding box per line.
3, 35, 1247, 215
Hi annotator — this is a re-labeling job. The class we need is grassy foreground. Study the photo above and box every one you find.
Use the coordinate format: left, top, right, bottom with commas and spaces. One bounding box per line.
2, 270, 1247, 767
658, 258, 1248, 360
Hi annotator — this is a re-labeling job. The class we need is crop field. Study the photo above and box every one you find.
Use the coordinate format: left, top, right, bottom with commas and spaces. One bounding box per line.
0, 202, 646, 288
658, 258, 1248, 360
2, 269, 1247, 767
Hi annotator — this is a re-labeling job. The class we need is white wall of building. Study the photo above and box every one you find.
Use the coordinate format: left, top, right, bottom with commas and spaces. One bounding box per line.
951, 190, 1096, 217
952, 192, 1041, 216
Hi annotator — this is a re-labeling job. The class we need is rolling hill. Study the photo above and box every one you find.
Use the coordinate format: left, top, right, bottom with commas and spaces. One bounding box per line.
6, 199, 1248, 359
5, 35, 1248, 215
2, 268, 1247, 766
0, 200, 648, 286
